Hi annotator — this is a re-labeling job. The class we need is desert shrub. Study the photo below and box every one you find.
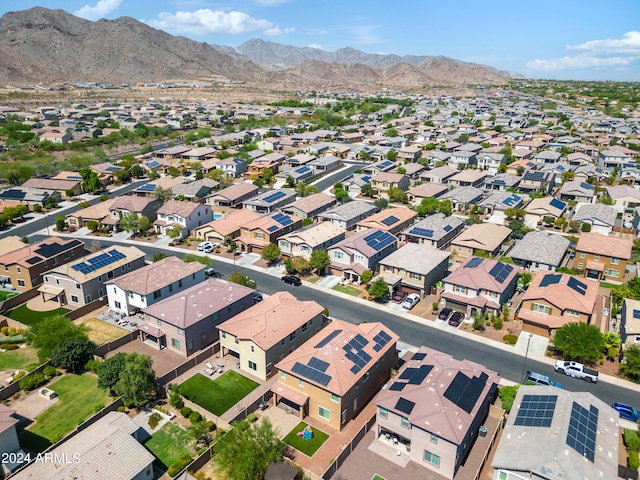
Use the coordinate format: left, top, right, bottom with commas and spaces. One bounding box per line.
180, 406, 193, 418
624, 429, 640, 451
42, 365, 59, 378
503, 334, 518, 345
8, 328, 16, 337
168, 454, 193, 477
629, 450, 640, 471
189, 411, 202, 424
0, 326, 8, 336
148, 413, 161, 430
117, 406, 126, 413
2, 343, 19, 350
206, 420, 216, 432
247, 413, 257, 423
19, 372, 47, 392
498, 385, 519, 413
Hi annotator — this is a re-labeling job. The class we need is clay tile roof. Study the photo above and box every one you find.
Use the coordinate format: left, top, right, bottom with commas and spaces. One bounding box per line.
576, 232, 632, 259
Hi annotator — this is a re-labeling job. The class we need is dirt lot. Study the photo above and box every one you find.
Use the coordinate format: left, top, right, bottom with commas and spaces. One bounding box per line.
80, 318, 128, 346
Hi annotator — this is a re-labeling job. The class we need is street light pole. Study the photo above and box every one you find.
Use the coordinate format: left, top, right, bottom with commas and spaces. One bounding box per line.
520, 333, 533, 384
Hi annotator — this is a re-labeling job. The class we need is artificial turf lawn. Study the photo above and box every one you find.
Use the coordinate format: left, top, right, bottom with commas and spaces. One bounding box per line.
6, 304, 70, 327
283, 421, 330, 457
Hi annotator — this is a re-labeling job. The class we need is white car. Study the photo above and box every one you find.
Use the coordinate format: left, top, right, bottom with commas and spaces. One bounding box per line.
197, 241, 213, 252
401, 294, 420, 310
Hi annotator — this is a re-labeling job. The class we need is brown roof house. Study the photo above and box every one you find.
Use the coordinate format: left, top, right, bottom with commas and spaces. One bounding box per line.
273, 319, 398, 430
518, 271, 599, 337
376, 347, 499, 479
218, 291, 327, 381
450, 223, 511, 257
106, 196, 163, 233
399, 213, 465, 249
355, 207, 417, 235
154, 200, 213, 239
66, 198, 116, 230
236, 212, 303, 254
205, 182, 259, 207
442, 257, 520, 317
573, 232, 632, 281
370, 172, 410, 198
281, 193, 337, 219
141, 278, 255, 356
192, 209, 262, 244
278, 221, 346, 262
407, 183, 448, 205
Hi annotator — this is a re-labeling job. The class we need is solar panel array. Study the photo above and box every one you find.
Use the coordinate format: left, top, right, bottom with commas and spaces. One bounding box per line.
503, 194, 520, 207
308, 357, 330, 372
137, 183, 156, 192
566, 402, 598, 463
263, 191, 287, 204
363, 230, 396, 251
71, 249, 126, 275
378, 161, 393, 169
314, 329, 342, 348
380, 215, 399, 227
567, 277, 588, 296
524, 171, 548, 181
634, 309, 640, 319
372, 330, 392, 352
408, 227, 433, 238
106, 166, 121, 172
296, 166, 311, 174
145, 160, 160, 168
35, 239, 82, 259
389, 382, 406, 391
443, 371, 489, 414
443, 224, 453, 232
489, 262, 514, 284
465, 257, 484, 268
343, 333, 371, 375
514, 394, 557, 427
540, 273, 562, 287
25, 257, 40, 265
272, 213, 293, 226
411, 352, 427, 361
0, 190, 27, 200
395, 397, 416, 415
291, 361, 332, 387
579, 182, 594, 191
549, 198, 566, 210
267, 225, 278, 232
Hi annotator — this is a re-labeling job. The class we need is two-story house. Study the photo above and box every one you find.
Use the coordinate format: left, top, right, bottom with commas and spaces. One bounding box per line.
447, 170, 488, 188
399, 213, 465, 249
154, 200, 213, 239
573, 232, 632, 281
450, 223, 511, 257
448, 150, 477, 168
378, 244, 450, 296
558, 180, 596, 203
192, 209, 262, 244
278, 222, 346, 261
281, 193, 337, 219
370, 172, 410, 197
243, 188, 297, 213
355, 207, 417, 235
442, 257, 520, 317
518, 171, 555, 194
476, 152, 506, 174
235, 212, 303, 254
106, 196, 163, 233
218, 291, 326, 381
215, 157, 247, 177
317, 200, 378, 231
406, 183, 448, 205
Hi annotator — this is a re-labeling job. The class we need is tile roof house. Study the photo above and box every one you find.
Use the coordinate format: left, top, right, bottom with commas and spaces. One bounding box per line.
370, 172, 410, 197
317, 200, 378, 231
281, 193, 337, 219
406, 183, 448, 205
355, 207, 417, 235
106, 256, 205, 315
399, 213, 465, 249
278, 221, 346, 261
247, 158, 280, 177
106, 196, 163, 232
450, 223, 511, 257
0, 186, 61, 207
243, 188, 297, 213
483, 173, 521, 192
205, 182, 259, 207
216, 157, 248, 177
376, 347, 499, 479
419, 165, 457, 184
476, 152, 507, 174
236, 212, 303, 254
192, 208, 262, 243
518, 170, 555, 194
142, 278, 255, 356
171, 178, 220, 201
604, 184, 640, 215
0, 237, 86, 291
442, 257, 519, 317
508, 231, 570, 272
447, 170, 488, 188
328, 228, 399, 282
573, 232, 632, 281
154, 200, 213, 239
491, 386, 618, 480
518, 271, 599, 336
39, 245, 146, 308
558, 180, 596, 202
572, 203, 617, 236
22, 177, 84, 197
218, 291, 327, 381
440, 186, 484, 211
66, 198, 116, 230
274, 319, 398, 430
378, 244, 450, 296
524, 197, 568, 224
477, 192, 524, 215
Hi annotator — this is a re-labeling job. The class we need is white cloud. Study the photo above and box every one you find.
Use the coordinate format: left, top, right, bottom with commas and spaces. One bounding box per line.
74, 0, 123, 21
264, 25, 295, 36
527, 55, 639, 71
144, 9, 273, 35
352, 25, 383, 45
567, 31, 640, 55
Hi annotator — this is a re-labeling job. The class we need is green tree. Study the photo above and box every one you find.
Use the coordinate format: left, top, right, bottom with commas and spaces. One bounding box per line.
388, 187, 408, 204
120, 212, 141, 235
223, 236, 238, 253
360, 183, 376, 198
386, 150, 397, 161
51, 337, 97, 373
79, 167, 102, 192
138, 215, 151, 234
498, 385, 520, 413
368, 278, 389, 301
361, 270, 373, 285
553, 322, 604, 363
152, 186, 173, 203
261, 243, 281, 264
620, 345, 640, 382
504, 208, 526, 220
262, 168, 275, 184
384, 127, 398, 137
97, 352, 128, 393
497, 163, 508, 173
167, 224, 183, 242
309, 250, 330, 274
416, 197, 452, 217
130, 164, 144, 178
334, 188, 351, 203
55, 214, 66, 232
229, 273, 257, 289
182, 253, 214, 267
214, 418, 285, 480
113, 353, 157, 407
292, 256, 311, 274
25, 315, 89, 362
374, 197, 389, 210
187, 420, 212, 448
516, 166, 525, 176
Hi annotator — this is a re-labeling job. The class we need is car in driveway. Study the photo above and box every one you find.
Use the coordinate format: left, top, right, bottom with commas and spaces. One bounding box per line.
204, 267, 218, 277
281, 275, 302, 286
197, 241, 219, 253
612, 402, 639, 422
437, 308, 452, 321
448, 311, 464, 327
391, 291, 407, 304
401, 293, 420, 310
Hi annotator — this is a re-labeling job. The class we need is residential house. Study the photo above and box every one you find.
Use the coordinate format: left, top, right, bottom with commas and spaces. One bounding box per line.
171, 179, 219, 201
518, 170, 555, 194
621, 298, 640, 346
273, 319, 398, 430
355, 207, 417, 235
534, 150, 562, 164
406, 183, 448, 205
447, 170, 488, 188
448, 150, 477, 168
483, 173, 521, 192
0, 237, 85, 291
439, 186, 483, 212
106, 256, 205, 314
192, 209, 262, 244
506, 159, 538, 176
317, 200, 378, 231
0, 236, 28, 257
420, 165, 457, 184
132, 176, 186, 196
572, 203, 617, 235
477, 192, 524, 215
362, 160, 398, 176
376, 347, 499, 479
328, 228, 398, 282
399, 213, 465, 249
141, 278, 254, 356
524, 197, 567, 225
11, 412, 155, 480
508, 231, 569, 272
22, 177, 84, 197
558, 180, 596, 202
397, 145, 422, 162
491, 387, 618, 480
39, 246, 145, 307
378, 244, 450, 296
343, 174, 372, 196
275, 166, 315, 184
66, 198, 116, 229
518, 271, 599, 336
236, 212, 303, 254
215, 157, 247, 177
0, 187, 61, 207
281, 193, 337, 219
205, 182, 259, 208
218, 291, 326, 381
573, 232, 632, 281
605, 185, 640, 218
476, 152, 506, 174
154, 200, 213, 239
248, 158, 280, 177
244, 188, 297, 214
599, 148, 630, 169
106, 196, 162, 232
256, 137, 281, 151
307, 155, 341, 175
442, 257, 519, 317
278, 222, 346, 261
38, 130, 71, 144
370, 172, 410, 197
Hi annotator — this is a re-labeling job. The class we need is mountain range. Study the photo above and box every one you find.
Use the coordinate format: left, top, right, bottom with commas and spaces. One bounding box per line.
0, 7, 522, 90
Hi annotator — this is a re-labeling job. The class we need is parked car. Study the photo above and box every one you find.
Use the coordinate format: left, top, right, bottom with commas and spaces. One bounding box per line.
612, 402, 639, 422
281, 275, 302, 286
448, 312, 464, 327
391, 291, 407, 304
253, 292, 263, 303
526, 371, 563, 389
197, 241, 213, 252
437, 308, 452, 321
204, 267, 218, 277
401, 293, 420, 310
554, 360, 598, 383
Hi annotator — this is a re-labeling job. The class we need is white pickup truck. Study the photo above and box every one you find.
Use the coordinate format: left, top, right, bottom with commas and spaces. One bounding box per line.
554, 360, 599, 383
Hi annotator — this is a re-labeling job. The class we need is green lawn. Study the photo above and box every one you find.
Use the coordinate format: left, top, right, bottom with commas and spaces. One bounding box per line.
0, 291, 17, 302
283, 422, 329, 457
179, 371, 259, 416
332, 284, 361, 296
26, 374, 110, 451
372, 475, 386, 480
144, 422, 193, 470
0, 347, 38, 371
600, 281, 619, 289
6, 304, 70, 327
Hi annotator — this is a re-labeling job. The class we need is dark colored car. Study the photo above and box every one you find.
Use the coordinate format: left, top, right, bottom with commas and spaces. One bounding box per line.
448, 311, 464, 327
437, 308, 452, 321
612, 402, 640, 422
253, 292, 263, 303
391, 291, 407, 303
281, 275, 302, 286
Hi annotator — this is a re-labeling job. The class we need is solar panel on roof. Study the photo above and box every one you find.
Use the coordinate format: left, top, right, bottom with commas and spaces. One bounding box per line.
263, 191, 287, 203
389, 382, 406, 391
411, 352, 427, 361
567, 277, 588, 296
395, 397, 416, 415
408, 365, 433, 385
70, 249, 126, 275
566, 402, 598, 463
579, 182, 594, 191
443, 371, 489, 414
364, 231, 396, 251
308, 357, 330, 372
634, 310, 640, 319
408, 227, 433, 238
25, 257, 40, 265
399, 368, 418, 380
380, 215, 399, 227
489, 263, 502, 278
296, 166, 311, 174
549, 198, 566, 210
465, 257, 484, 268
315, 329, 342, 348
443, 225, 453, 232
35, 240, 79, 259
291, 361, 332, 387
540, 273, 562, 287
267, 225, 278, 232
0, 189, 26, 200
514, 394, 557, 428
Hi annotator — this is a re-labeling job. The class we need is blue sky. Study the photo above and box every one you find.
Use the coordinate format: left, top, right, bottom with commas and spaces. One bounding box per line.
3, 0, 640, 81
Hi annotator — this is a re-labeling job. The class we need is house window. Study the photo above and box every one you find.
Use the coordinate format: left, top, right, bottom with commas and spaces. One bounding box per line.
334, 251, 344, 260
455, 285, 466, 294
533, 303, 550, 315
115, 301, 121, 309
212, 311, 220, 322
98, 289, 103, 297
565, 309, 580, 317
157, 319, 162, 326
498, 472, 508, 480
580, 252, 586, 259
578, 263, 584, 269
85, 295, 91, 303
179, 279, 183, 287
107, 271, 113, 279
76, 283, 81, 290
423, 450, 440, 467
255, 232, 265, 239
169, 284, 173, 293
290, 331, 296, 341
318, 406, 330, 420
379, 407, 388, 419
302, 323, 308, 333
235, 337, 239, 345
281, 371, 286, 379
251, 345, 255, 353
248, 360, 257, 371
594, 254, 600, 261
604, 268, 620, 278
331, 394, 339, 403
17, 279, 25, 287
153, 290, 161, 299
401, 417, 410, 429
177, 328, 184, 336
410, 272, 421, 280
431, 433, 438, 444
171, 338, 180, 349
612, 257, 619, 265
56, 278, 60, 285
187, 341, 193, 351
71, 295, 79, 303
301, 245, 310, 252
221, 332, 226, 339
128, 291, 134, 298
201, 333, 207, 343
299, 379, 304, 387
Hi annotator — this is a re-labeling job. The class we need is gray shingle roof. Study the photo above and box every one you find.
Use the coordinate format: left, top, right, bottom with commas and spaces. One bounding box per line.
508, 231, 569, 267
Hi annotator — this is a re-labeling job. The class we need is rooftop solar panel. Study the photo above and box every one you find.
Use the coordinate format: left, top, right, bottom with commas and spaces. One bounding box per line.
267, 225, 278, 232
399, 368, 418, 380
579, 182, 594, 191
514, 394, 557, 428
263, 191, 287, 204
566, 402, 598, 463
540, 273, 562, 287
25, 257, 40, 265
567, 277, 588, 296
308, 357, 330, 372
443, 225, 453, 232
35, 240, 80, 259
408, 227, 433, 238
389, 382, 406, 391
634, 310, 640, 319
408, 365, 433, 385
549, 198, 566, 210
0, 190, 26, 200
465, 257, 484, 268
380, 215, 399, 227
411, 352, 427, 361
315, 329, 342, 348
443, 371, 489, 414
395, 397, 416, 415
291, 362, 332, 387
70, 249, 126, 275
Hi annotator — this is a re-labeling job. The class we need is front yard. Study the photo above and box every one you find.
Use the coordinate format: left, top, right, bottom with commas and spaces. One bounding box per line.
283, 422, 330, 457
179, 371, 259, 416
144, 422, 194, 470
332, 284, 362, 297
6, 304, 70, 327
